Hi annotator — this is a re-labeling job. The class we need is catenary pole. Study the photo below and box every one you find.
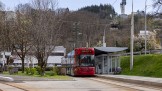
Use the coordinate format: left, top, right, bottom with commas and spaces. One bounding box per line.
130, 0, 134, 70
144, 0, 148, 55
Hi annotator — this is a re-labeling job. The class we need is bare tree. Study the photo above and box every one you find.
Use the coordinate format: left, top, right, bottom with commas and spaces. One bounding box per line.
30, 0, 60, 75
11, 4, 33, 73
0, 1, 5, 11
153, 0, 162, 13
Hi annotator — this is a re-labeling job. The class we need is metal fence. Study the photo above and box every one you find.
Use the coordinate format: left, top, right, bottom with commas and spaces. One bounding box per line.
123, 49, 162, 56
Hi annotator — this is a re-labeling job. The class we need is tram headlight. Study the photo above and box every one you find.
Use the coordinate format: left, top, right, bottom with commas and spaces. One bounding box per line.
74, 68, 80, 72
74, 68, 78, 72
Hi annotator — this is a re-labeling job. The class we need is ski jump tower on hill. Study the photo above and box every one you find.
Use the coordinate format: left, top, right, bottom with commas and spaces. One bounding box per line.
120, 0, 126, 14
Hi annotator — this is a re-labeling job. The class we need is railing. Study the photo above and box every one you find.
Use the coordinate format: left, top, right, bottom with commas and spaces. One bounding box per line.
122, 49, 162, 56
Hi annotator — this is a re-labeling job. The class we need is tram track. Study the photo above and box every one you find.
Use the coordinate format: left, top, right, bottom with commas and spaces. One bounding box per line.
80, 77, 162, 91
0, 82, 30, 91
80, 77, 138, 91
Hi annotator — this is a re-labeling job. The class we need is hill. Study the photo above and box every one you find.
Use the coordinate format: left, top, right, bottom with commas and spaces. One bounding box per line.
120, 54, 162, 78
78, 4, 117, 19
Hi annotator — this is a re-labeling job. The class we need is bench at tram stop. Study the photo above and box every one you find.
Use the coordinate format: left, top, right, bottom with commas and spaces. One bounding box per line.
0, 63, 3, 73
111, 67, 122, 75
9, 67, 18, 75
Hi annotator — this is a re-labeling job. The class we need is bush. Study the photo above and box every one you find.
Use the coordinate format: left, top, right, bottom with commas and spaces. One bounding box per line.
50, 70, 55, 76
50, 66, 59, 76
51, 66, 66, 75
46, 67, 53, 71
30, 68, 36, 75
25, 67, 30, 74
25, 67, 37, 75
35, 66, 42, 75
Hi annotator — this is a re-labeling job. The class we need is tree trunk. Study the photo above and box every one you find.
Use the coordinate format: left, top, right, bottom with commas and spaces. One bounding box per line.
38, 59, 41, 66
21, 58, 25, 73
41, 67, 45, 76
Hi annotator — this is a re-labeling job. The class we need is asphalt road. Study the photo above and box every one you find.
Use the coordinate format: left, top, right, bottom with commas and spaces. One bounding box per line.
0, 77, 162, 91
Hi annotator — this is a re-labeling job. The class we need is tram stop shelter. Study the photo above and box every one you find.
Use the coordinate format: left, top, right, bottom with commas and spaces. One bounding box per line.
94, 47, 127, 74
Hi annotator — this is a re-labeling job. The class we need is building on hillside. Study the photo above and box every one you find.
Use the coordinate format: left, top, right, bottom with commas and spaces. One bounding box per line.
55, 8, 69, 15
138, 30, 159, 44
5, 11, 16, 21
47, 46, 66, 67
136, 30, 161, 50
138, 30, 155, 39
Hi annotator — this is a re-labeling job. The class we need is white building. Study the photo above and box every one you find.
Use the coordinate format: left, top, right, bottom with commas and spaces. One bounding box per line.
5, 11, 16, 21
0, 46, 66, 68
138, 30, 156, 39
47, 46, 66, 67
12, 55, 38, 68
0, 52, 11, 66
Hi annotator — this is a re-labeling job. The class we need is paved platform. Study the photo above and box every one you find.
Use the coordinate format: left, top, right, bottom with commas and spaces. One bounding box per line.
0, 76, 14, 82
96, 75, 162, 87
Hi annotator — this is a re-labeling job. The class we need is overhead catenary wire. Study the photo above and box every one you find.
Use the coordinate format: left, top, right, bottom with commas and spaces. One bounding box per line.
112, 0, 118, 6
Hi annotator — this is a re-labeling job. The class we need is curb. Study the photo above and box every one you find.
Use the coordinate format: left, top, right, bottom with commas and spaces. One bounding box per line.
97, 75, 162, 88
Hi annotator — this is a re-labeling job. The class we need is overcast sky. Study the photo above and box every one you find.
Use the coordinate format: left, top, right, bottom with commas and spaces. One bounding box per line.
1, 0, 153, 14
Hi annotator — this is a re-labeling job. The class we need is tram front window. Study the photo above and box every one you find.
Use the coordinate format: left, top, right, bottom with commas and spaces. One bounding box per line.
79, 55, 94, 66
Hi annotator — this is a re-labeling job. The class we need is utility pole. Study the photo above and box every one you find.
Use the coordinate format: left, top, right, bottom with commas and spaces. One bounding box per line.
103, 25, 108, 47
130, 0, 134, 70
72, 22, 79, 49
144, 0, 147, 55
103, 28, 106, 47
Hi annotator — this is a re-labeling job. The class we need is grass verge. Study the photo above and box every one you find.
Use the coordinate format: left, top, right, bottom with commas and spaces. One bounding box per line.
2, 71, 72, 80
120, 54, 162, 78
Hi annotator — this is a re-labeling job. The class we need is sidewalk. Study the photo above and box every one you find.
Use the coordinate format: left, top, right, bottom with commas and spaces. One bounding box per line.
96, 75, 162, 87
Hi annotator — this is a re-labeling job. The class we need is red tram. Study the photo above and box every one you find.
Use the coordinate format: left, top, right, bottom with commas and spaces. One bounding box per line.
66, 48, 95, 76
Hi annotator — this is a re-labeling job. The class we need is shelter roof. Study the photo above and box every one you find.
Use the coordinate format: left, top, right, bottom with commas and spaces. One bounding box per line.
66, 47, 127, 57
94, 47, 127, 56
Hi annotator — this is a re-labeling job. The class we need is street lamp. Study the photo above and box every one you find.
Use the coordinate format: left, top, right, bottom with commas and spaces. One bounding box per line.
144, 0, 148, 55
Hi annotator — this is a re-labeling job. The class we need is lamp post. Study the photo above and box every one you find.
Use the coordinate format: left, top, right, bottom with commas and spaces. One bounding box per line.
144, 0, 148, 55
